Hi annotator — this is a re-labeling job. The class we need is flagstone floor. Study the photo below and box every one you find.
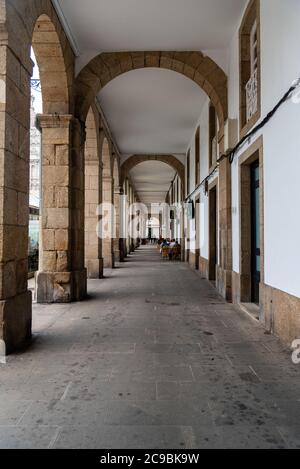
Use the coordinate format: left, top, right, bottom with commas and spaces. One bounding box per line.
1, 246, 300, 449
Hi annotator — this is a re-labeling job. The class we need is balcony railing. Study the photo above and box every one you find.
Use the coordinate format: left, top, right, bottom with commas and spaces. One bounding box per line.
246, 69, 258, 122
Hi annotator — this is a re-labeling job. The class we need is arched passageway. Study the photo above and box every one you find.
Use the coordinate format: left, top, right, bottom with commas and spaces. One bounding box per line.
121, 155, 185, 197
113, 157, 122, 263
101, 137, 115, 269
75, 51, 227, 151
31, 14, 86, 306
84, 106, 103, 279
0, 3, 78, 351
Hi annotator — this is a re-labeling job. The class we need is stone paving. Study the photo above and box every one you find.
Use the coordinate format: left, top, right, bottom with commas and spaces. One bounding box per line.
0, 246, 300, 449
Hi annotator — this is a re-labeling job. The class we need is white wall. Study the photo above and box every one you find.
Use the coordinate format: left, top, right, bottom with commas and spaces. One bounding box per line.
229, 0, 300, 299
261, 0, 300, 298
185, 98, 219, 257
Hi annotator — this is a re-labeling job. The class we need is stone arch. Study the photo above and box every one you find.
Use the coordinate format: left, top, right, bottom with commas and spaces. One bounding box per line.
5, 0, 74, 114
121, 155, 186, 199
113, 155, 120, 188
101, 135, 115, 268
84, 106, 103, 279
85, 105, 100, 162
32, 15, 69, 114
101, 136, 113, 178
112, 156, 121, 262
75, 51, 228, 142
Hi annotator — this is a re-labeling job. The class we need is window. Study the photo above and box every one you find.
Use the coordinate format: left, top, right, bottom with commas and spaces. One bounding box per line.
195, 127, 200, 186
239, 0, 261, 135
250, 21, 258, 75
187, 150, 190, 195
209, 104, 217, 169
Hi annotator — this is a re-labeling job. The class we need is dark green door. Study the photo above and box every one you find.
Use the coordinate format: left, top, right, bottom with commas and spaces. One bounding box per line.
251, 161, 261, 304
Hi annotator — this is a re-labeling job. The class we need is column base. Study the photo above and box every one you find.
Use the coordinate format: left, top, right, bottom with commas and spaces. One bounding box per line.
119, 240, 126, 262
103, 255, 115, 269
114, 250, 121, 263
199, 256, 209, 279
35, 269, 87, 304
216, 266, 232, 301
86, 258, 104, 279
0, 291, 32, 355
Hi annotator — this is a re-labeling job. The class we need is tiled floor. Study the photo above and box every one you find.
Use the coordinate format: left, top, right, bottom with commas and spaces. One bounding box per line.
1, 246, 300, 449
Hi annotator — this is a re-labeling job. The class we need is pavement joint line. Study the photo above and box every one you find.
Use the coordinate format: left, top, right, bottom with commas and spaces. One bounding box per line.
225, 354, 234, 367
60, 381, 73, 401
248, 365, 262, 382
276, 426, 290, 449
48, 426, 62, 449
181, 426, 197, 449
189, 365, 196, 382
16, 401, 34, 426
220, 320, 228, 328
262, 343, 273, 353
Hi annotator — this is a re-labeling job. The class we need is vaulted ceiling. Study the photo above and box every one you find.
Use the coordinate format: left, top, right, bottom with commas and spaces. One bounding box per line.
129, 161, 176, 205
98, 68, 207, 156
53, 0, 247, 202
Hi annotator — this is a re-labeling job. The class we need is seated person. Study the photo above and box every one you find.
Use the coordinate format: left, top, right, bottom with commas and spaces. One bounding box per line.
160, 239, 168, 254
170, 239, 176, 248
169, 239, 176, 260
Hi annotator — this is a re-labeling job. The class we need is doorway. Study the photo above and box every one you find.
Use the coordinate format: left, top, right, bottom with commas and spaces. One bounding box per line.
195, 197, 200, 270
239, 137, 264, 308
250, 161, 261, 304
209, 185, 217, 281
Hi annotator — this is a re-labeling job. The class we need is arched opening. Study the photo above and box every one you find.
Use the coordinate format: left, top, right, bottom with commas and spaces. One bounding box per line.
101, 137, 114, 269
121, 155, 185, 197
28, 49, 42, 281
31, 15, 77, 304
112, 157, 122, 263
75, 51, 228, 149
0, 6, 73, 351
28, 14, 70, 294
124, 159, 185, 249
32, 15, 69, 114
84, 106, 103, 279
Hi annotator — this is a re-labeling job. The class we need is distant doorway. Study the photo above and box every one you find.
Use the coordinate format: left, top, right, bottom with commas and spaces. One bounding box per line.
195, 197, 200, 270
209, 185, 217, 281
240, 137, 264, 307
250, 161, 261, 304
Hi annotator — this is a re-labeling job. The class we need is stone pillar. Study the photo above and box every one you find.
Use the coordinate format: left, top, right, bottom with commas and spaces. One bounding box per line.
126, 182, 131, 254
217, 156, 232, 301
102, 175, 114, 269
119, 188, 126, 262
0, 45, 32, 353
113, 186, 122, 263
85, 158, 103, 279
35, 115, 87, 303
130, 187, 135, 252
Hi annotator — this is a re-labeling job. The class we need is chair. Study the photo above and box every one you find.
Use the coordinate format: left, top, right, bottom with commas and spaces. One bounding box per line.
173, 246, 181, 261
161, 246, 169, 260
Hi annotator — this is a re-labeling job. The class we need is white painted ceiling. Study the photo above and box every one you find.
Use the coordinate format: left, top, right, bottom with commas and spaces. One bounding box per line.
54, 0, 247, 201
54, 0, 248, 73
98, 68, 207, 155
129, 161, 176, 204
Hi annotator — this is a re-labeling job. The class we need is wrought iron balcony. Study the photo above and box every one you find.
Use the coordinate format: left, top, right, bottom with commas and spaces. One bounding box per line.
246, 69, 258, 122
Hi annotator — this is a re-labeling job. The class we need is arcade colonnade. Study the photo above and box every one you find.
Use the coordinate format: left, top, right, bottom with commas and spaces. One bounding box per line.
0, 0, 239, 353
1, 0, 299, 355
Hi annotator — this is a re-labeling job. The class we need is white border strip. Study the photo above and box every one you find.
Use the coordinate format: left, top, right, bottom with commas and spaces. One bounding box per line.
51, 0, 80, 56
